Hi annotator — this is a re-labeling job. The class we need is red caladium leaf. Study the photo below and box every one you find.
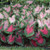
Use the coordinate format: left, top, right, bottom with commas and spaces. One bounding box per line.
26, 25, 33, 35
31, 39, 37, 47
35, 35, 42, 40
16, 35, 22, 43
0, 34, 6, 42
1, 35, 6, 42
37, 38, 44, 44
40, 27, 48, 35
7, 25, 15, 32
8, 34, 15, 43
35, 35, 44, 44
0, 26, 3, 30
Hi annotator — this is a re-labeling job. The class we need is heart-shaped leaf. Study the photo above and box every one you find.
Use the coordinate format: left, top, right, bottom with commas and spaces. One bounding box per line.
7, 34, 15, 44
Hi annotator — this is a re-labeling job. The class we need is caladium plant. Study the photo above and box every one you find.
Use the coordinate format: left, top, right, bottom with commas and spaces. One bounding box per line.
7, 34, 15, 44
3, 6, 11, 12
15, 33, 23, 46
0, 0, 50, 47
0, 33, 6, 43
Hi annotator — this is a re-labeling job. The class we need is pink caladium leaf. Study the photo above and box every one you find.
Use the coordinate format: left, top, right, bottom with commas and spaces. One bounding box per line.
16, 34, 22, 43
26, 1, 33, 4
23, 5, 28, 9
3, 6, 11, 12
40, 12, 46, 19
1, 35, 6, 42
26, 25, 33, 35
35, 5, 41, 13
13, 4, 17, 7
28, 16, 35, 26
0, 25, 3, 30
27, 11, 32, 16
13, 9, 20, 16
3, 11, 9, 19
13, 4, 22, 8
4, 20, 9, 30
7, 25, 15, 32
21, 16, 25, 19
40, 27, 48, 35
0, 13, 4, 19
22, 9, 26, 15
8, 34, 15, 43
17, 4, 22, 7
37, 19, 44, 27
15, 13, 19, 16
31, 39, 37, 47
44, 18, 50, 30
34, 5, 43, 14
9, 15, 15, 23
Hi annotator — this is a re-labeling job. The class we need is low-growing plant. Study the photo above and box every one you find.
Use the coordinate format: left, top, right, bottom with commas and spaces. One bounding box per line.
0, 0, 50, 47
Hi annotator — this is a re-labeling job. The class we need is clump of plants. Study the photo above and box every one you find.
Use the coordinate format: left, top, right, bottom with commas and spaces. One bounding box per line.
0, 0, 50, 47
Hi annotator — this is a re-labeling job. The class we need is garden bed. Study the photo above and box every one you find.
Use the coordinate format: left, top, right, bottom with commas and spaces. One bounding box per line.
0, 0, 50, 47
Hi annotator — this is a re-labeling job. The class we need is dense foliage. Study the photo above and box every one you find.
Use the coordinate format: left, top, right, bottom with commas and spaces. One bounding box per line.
0, 0, 50, 47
